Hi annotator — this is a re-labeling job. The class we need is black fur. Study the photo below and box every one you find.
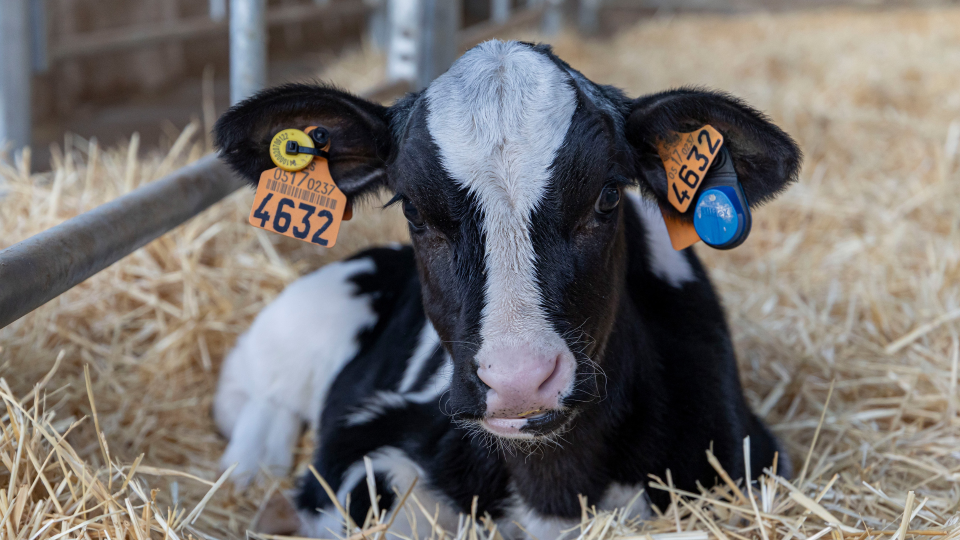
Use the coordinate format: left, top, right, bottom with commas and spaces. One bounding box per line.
214, 83, 394, 199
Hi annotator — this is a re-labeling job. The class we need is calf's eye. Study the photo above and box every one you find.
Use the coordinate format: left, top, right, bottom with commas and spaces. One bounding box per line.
403, 199, 426, 230
595, 184, 621, 216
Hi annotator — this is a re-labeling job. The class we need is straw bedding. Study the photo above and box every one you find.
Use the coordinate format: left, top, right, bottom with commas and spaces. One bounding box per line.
2, 6, 960, 540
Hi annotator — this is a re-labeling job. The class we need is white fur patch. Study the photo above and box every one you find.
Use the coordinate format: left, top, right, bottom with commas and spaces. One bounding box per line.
343, 347, 452, 427
297, 508, 346, 539
298, 447, 459, 539
343, 391, 410, 427
219, 399, 301, 487
626, 190, 696, 288
425, 40, 577, 386
598, 483, 651, 520
502, 491, 579, 540
214, 257, 379, 484
404, 353, 453, 404
499, 482, 649, 539
398, 322, 441, 393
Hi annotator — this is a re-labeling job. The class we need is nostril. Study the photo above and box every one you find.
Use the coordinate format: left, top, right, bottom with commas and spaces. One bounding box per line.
476, 368, 494, 392
537, 354, 562, 393
476, 351, 569, 401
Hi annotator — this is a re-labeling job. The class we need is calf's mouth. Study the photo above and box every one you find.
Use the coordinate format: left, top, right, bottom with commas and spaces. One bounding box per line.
479, 408, 575, 440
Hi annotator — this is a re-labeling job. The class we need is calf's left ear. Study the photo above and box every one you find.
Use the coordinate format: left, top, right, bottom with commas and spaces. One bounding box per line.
214, 83, 394, 199
625, 88, 802, 212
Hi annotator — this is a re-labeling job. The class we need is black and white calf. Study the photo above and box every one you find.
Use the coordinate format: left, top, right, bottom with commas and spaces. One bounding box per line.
213, 40, 801, 538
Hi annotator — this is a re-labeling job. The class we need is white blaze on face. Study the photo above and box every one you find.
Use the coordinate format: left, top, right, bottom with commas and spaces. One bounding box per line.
425, 41, 578, 429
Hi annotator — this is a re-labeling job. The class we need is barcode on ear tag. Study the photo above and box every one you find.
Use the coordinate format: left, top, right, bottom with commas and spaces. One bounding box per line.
657, 125, 724, 213
249, 158, 347, 248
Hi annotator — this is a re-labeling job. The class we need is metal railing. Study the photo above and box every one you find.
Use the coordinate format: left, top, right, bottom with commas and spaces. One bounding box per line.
48, 1, 368, 61
0, 2, 552, 330
0, 155, 242, 328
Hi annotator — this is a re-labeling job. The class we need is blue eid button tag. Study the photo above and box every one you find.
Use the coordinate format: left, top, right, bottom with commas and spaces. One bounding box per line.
691, 146, 752, 250
694, 187, 748, 249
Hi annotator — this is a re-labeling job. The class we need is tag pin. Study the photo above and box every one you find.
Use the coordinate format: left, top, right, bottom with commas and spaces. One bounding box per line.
310, 127, 330, 147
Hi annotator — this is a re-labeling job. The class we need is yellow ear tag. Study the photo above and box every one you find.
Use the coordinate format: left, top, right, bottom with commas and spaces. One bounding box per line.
270, 128, 316, 172
250, 126, 347, 247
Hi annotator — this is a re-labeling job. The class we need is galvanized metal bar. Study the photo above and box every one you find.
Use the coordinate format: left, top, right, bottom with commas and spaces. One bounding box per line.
0, 155, 246, 329
578, 0, 602, 35
0, 0, 32, 152
542, 0, 563, 35
48, 2, 368, 61
491, 0, 511, 23
29, 0, 48, 73
210, 0, 227, 22
367, 0, 389, 51
386, 0, 420, 83
230, 0, 266, 104
416, 0, 461, 89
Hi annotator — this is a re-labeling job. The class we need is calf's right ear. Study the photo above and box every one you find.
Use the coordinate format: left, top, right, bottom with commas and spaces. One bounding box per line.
214, 83, 394, 199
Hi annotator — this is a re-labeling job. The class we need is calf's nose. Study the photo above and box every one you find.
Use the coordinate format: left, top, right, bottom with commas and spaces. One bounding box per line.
476, 346, 574, 416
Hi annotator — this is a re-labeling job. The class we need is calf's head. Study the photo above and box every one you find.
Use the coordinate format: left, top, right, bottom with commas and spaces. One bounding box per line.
215, 41, 800, 444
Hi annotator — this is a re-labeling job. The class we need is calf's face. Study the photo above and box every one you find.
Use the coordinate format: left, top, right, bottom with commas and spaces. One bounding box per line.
215, 41, 800, 445
392, 44, 632, 440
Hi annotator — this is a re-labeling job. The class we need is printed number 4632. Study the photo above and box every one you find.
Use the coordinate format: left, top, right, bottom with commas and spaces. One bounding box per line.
253, 194, 334, 246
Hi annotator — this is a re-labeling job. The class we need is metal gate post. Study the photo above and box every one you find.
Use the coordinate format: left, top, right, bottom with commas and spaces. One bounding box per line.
367, 0, 390, 51
387, 0, 460, 91
0, 0, 32, 154
210, 0, 227, 22
492, 0, 511, 23
416, 0, 460, 89
542, 0, 562, 35
230, 0, 266, 104
29, 0, 48, 73
386, 0, 419, 83
578, 0, 601, 35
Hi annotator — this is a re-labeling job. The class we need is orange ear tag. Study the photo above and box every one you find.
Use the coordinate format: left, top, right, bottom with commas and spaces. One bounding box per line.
657, 125, 724, 213
655, 125, 725, 250
660, 204, 701, 251
249, 127, 347, 247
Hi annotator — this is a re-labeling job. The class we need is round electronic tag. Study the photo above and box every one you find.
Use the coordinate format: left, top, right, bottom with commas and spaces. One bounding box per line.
269, 129, 315, 172
693, 186, 751, 250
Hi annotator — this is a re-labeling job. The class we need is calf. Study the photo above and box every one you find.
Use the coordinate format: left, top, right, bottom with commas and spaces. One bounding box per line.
213, 40, 801, 539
